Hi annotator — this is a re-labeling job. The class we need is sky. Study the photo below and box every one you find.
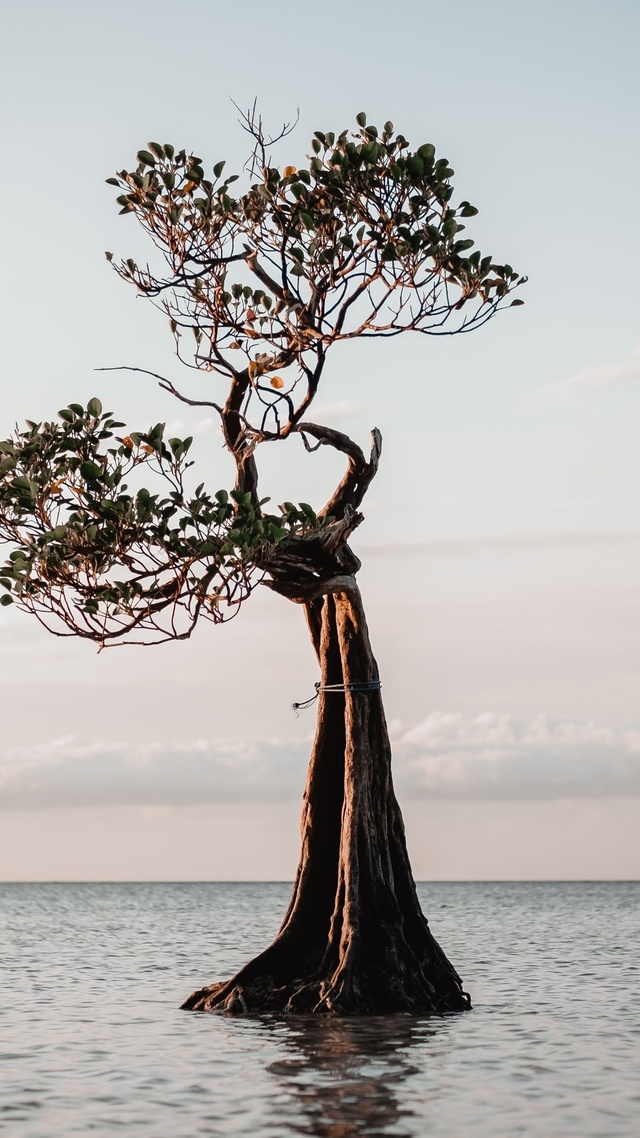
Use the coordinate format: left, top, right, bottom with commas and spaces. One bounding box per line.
1, 0, 639, 880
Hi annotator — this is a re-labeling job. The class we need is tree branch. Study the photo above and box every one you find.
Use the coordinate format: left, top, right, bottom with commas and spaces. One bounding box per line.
96, 366, 223, 413
296, 422, 382, 520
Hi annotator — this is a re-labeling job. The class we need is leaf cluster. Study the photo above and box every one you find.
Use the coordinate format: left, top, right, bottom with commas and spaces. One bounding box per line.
0, 402, 329, 644
105, 113, 525, 440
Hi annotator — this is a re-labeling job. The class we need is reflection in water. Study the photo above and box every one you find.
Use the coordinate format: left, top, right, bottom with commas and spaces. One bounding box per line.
264, 1015, 453, 1138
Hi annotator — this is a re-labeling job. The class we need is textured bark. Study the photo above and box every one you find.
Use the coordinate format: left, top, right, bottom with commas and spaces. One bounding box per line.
181, 581, 469, 1015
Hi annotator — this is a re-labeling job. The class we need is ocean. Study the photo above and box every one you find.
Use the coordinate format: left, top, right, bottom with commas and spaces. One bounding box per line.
1, 881, 638, 1136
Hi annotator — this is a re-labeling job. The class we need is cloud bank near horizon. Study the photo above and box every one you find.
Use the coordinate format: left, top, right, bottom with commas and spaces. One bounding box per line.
2, 712, 640, 810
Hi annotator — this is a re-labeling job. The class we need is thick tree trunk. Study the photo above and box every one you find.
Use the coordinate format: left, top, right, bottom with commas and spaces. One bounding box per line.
182, 581, 469, 1015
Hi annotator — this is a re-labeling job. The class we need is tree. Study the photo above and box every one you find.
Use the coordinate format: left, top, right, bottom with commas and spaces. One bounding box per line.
0, 108, 524, 1014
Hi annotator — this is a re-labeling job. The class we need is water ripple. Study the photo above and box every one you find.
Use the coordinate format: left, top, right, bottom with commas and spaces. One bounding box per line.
1, 882, 639, 1136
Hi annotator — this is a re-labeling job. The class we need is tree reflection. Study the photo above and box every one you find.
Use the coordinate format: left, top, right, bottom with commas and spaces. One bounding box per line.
264, 1014, 451, 1138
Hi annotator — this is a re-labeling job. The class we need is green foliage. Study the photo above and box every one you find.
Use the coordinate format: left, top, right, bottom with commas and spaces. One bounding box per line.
0, 113, 525, 649
104, 114, 525, 418
0, 404, 329, 645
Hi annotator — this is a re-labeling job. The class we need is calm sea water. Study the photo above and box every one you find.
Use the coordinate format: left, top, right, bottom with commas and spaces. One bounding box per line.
1, 881, 638, 1137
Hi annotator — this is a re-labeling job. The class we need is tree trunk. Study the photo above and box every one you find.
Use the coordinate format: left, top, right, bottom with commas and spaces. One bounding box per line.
181, 581, 469, 1015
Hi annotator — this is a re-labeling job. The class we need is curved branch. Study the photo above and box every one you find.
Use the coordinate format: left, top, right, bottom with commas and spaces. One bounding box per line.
96, 367, 223, 413
296, 422, 382, 520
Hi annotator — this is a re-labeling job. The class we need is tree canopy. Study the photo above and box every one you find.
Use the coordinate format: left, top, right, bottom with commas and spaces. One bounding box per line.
0, 109, 524, 646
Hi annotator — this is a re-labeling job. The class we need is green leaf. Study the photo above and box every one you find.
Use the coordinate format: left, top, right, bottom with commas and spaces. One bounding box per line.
137, 150, 156, 167
510, 298, 525, 306
87, 397, 103, 418
0, 594, 13, 606
356, 112, 367, 127
80, 461, 102, 481
105, 177, 120, 186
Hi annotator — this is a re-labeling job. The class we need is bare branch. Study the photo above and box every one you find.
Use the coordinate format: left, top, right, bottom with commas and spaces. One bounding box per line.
296, 422, 382, 520
96, 366, 224, 413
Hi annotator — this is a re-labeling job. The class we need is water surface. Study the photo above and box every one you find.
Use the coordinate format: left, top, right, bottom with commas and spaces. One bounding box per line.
1, 881, 638, 1136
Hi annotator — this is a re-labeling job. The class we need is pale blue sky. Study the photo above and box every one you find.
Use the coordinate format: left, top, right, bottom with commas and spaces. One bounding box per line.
1, 1, 639, 879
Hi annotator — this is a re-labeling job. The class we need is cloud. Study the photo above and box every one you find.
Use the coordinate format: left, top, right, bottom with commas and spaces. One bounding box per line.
0, 735, 310, 809
166, 417, 218, 436
2, 712, 640, 809
359, 532, 640, 557
393, 712, 640, 800
306, 400, 367, 424
536, 346, 640, 400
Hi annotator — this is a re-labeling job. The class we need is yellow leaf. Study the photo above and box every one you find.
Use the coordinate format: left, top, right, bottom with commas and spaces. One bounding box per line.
283, 165, 296, 178
270, 376, 284, 389
122, 436, 134, 449
141, 444, 154, 454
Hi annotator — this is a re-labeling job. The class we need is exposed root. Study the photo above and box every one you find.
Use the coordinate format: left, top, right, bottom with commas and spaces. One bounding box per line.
181, 959, 470, 1016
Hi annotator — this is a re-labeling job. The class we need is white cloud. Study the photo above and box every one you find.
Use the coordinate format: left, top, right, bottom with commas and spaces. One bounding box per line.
306, 400, 367, 424
537, 346, 640, 399
2, 712, 640, 810
166, 417, 217, 436
0, 735, 310, 809
359, 532, 640, 557
393, 712, 640, 800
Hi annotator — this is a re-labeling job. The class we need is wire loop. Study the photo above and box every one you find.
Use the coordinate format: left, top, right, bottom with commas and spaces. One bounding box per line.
292, 679, 382, 714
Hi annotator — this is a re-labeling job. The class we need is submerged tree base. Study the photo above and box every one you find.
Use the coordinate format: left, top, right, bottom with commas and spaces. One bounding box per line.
182, 960, 471, 1016
182, 583, 470, 1018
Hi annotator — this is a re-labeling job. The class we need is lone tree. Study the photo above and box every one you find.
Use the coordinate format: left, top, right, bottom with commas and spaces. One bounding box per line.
0, 109, 524, 1014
